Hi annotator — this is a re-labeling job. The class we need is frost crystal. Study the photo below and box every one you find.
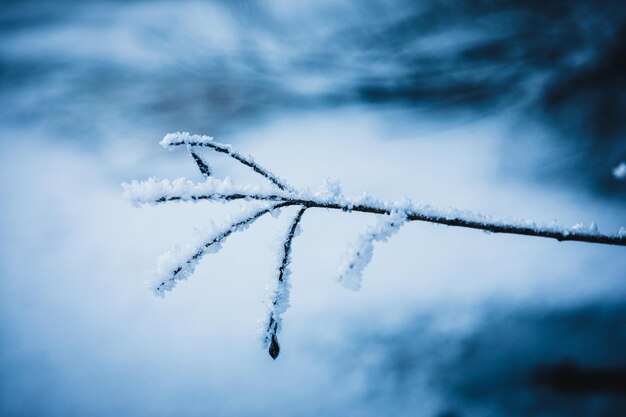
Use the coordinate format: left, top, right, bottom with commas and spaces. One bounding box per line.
315, 177, 343, 200
160, 132, 215, 149
158, 131, 293, 193
337, 210, 407, 291
262, 207, 306, 359
149, 204, 275, 296
122, 176, 275, 206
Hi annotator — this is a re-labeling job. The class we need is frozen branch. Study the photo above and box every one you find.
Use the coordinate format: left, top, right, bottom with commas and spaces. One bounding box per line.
338, 210, 407, 291
187, 145, 212, 178
264, 206, 307, 359
125, 132, 626, 359
150, 202, 290, 297
124, 178, 626, 247
161, 132, 295, 192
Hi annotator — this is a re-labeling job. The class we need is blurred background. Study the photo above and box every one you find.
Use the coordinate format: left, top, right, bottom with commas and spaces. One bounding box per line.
1, 1, 625, 416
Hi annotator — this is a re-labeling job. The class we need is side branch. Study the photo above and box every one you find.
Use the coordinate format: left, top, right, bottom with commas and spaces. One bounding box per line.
161, 132, 294, 192
152, 202, 292, 295
188, 147, 212, 178
265, 206, 307, 360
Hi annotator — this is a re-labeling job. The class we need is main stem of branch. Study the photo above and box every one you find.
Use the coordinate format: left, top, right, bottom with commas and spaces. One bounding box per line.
155, 194, 626, 247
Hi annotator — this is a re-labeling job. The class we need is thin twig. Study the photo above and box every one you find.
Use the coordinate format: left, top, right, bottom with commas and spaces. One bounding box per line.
265, 206, 307, 360
166, 138, 294, 192
188, 147, 212, 178
153, 202, 292, 294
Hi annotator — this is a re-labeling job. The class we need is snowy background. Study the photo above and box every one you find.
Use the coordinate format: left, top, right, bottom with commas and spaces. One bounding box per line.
1, 1, 626, 416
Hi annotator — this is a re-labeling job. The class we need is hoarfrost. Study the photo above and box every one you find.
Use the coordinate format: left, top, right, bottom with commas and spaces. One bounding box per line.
187, 144, 212, 178
315, 177, 343, 200
337, 209, 407, 291
125, 133, 626, 359
159, 131, 293, 192
160, 131, 215, 149
122, 176, 273, 206
263, 207, 306, 359
124, 175, 625, 246
149, 204, 274, 297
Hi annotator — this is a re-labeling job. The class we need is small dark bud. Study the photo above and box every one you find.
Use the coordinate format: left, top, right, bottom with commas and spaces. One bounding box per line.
268, 335, 280, 360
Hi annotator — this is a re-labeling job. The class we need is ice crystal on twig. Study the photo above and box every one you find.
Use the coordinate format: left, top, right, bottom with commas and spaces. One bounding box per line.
150, 203, 287, 297
263, 207, 307, 359
338, 210, 407, 291
161, 132, 294, 192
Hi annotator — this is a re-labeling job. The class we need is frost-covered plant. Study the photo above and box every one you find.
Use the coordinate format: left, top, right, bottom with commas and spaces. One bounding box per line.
123, 132, 626, 359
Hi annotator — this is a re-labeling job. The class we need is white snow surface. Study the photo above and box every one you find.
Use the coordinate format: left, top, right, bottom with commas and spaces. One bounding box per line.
337, 210, 407, 291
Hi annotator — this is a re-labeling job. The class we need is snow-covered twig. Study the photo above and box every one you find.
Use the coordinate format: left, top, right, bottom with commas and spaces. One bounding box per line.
264, 206, 307, 359
124, 178, 626, 247
125, 132, 626, 359
161, 132, 294, 192
150, 202, 290, 297
338, 210, 407, 291
187, 145, 212, 178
